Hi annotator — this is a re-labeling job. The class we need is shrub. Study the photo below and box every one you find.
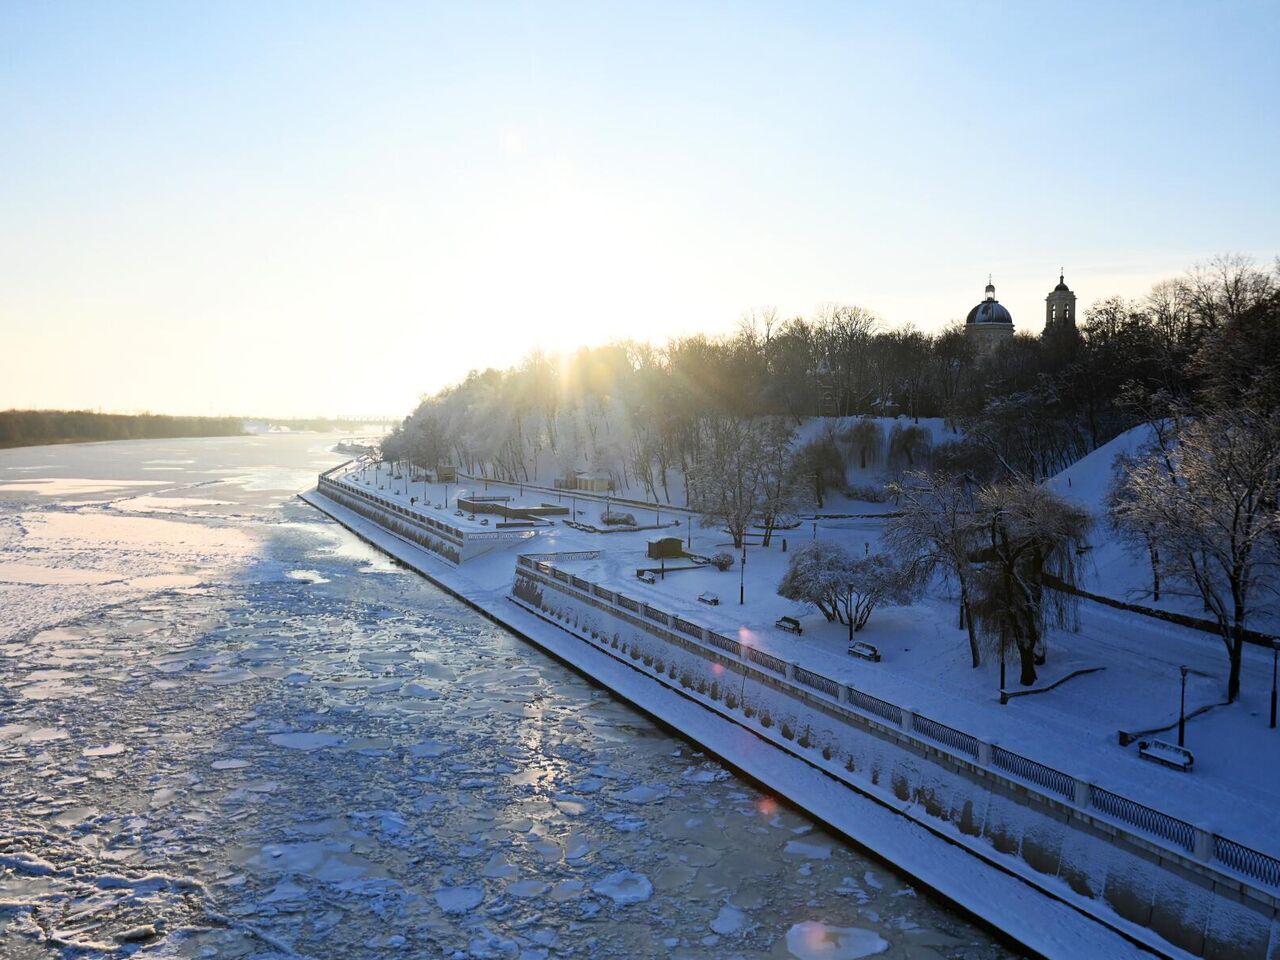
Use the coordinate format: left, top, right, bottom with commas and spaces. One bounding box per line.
780, 721, 795, 740
760, 711, 774, 728
601, 510, 636, 526
710, 552, 734, 571
845, 483, 887, 503
798, 727, 814, 749
725, 692, 739, 709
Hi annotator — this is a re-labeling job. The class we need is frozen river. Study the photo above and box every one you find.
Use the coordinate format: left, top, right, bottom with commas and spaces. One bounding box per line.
0, 435, 1017, 959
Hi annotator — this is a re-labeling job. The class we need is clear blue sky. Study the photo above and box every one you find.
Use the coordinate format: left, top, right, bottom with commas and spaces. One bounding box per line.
2, 2, 1277, 417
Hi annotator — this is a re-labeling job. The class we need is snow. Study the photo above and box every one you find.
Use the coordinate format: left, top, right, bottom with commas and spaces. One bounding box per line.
307, 488, 1152, 959
0, 435, 1030, 958
590, 870, 653, 904
434, 884, 485, 914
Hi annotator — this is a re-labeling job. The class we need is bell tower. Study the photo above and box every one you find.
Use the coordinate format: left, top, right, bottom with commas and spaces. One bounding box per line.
1044, 270, 1077, 335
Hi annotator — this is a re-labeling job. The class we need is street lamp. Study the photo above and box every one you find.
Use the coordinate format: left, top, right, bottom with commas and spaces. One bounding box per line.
848, 584, 855, 644
998, 631, 1008, 705
1178, 665, 1189, 747
739, 543, 746, 606
1270, 640, 1279, 729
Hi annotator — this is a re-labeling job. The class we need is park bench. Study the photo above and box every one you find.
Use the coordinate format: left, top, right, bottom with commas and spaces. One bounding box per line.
847, 641, 881, 662
775, 616, 803, 635
636, 571, 657, 584
697, 592, 720, 606
1137, 739, 1194, 772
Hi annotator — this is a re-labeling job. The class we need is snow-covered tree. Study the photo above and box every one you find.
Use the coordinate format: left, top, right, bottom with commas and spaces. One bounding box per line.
777, 542, 917, 630
1110, 407, 1280, 701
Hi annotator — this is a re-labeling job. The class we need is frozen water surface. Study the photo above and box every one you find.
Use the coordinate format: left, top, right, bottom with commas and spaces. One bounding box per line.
0, 435, 1018, 958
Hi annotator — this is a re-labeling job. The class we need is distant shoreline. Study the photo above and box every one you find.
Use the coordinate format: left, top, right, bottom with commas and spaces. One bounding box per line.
0, 410, 245, 450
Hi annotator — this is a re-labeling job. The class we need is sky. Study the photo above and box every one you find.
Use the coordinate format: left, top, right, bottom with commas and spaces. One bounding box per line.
2, 2, 1277, 418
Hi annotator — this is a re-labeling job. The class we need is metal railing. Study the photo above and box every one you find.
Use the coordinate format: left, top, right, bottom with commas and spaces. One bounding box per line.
507, 552, 1280, 896
746, 646, 788, 675
1090, 786, 1195, 854
706, 631, 742, 657
992, 746, 1075, 801
913, 714, 980, 760
794, 665, 840, 698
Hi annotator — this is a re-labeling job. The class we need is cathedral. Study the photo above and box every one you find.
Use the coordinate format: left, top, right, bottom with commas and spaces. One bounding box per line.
963, 272, 1077, 351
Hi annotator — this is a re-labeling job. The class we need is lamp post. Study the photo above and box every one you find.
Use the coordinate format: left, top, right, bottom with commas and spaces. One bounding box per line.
848, 584, 855, 645
739, 543, 746, 606
1178, 665, 1189, 747
998, 632, 1007, 705
1270, 640, 1278, 729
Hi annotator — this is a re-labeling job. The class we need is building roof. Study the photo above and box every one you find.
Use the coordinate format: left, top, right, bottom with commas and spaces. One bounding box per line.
966, 280, 1013, 325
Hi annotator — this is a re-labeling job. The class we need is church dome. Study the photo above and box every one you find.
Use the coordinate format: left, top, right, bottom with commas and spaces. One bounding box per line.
1053, 272, 1070, 292
965, 280, 1013, 325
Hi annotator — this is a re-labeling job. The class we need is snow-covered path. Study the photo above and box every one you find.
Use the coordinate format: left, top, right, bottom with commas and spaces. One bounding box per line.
0, 436, 1015, 958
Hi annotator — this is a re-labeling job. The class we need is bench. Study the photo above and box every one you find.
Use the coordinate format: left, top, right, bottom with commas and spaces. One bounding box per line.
775, 616, 802, 635
697, 592, 720, 606
1138, 739, 1193, 772
847, 641, 881, 662
636, 571, 657, 584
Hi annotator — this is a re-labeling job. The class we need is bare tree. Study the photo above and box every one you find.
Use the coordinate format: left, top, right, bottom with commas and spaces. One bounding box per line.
687, 416, 765, 548
886, 471, 983, 666
1110, 407, 1280, 701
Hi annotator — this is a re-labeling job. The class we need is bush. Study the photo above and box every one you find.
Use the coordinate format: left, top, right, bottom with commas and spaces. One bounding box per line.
780, 721, 795, 740
710, 552, 734, 571
845, 483, 887, 503
725, 692, 739, 709
760, 710, 774, 728
601, 510, 636, 526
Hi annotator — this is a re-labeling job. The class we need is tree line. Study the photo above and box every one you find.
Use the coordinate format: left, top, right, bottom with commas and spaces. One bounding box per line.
0, 410, 244, 448
384, 254, 1279, 492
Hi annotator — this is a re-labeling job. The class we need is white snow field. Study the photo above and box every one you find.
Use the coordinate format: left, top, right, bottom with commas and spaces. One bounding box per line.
0, 435, 1017, 958
330, 444, 1280, 860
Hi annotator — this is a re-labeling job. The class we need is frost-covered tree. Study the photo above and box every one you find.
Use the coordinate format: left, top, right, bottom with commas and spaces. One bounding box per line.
1110, 407, 1280, 701
777, 541, 917, 630
885, 471, 983, 666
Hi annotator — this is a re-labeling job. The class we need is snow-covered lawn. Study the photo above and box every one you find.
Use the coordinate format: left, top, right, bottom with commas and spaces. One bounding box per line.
344, 460, 1280, 860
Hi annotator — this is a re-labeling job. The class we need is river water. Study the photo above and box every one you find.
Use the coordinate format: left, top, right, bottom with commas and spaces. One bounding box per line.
0, 434, 1015, 959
